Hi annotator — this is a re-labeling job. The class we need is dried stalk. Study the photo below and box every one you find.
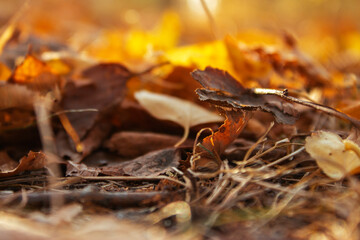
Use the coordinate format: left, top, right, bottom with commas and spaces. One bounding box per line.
34, 94, 63, 211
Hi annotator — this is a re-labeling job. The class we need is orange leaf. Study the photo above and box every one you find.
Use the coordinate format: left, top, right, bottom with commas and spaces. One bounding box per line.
12, 55, 52, 83
193, 111, 249, 171
0, 62, 11, 82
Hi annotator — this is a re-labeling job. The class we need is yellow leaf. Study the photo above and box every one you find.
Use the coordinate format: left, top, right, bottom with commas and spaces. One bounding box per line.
84, 11, 180, 64
12, 55, 52, 83
125, 11, 180, 59
234, 29, 281, 47
0, 62, 11, 81
134, 90, 223, 147
305, 131, 360, 180
165, 40, 236, 77
46, 59, 71, 75
224, 35, 272, 81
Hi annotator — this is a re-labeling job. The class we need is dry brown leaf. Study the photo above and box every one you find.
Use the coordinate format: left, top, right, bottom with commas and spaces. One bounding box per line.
58, 63, 132, 161
104, 131, 193, 158
67, 148, 181, 177
305, 131, 360, 180
0, 151, 46, 177
192, 67, 299, 125
61, 63, 132, 139
192, 67, 360, 128
134, 90, 223, 146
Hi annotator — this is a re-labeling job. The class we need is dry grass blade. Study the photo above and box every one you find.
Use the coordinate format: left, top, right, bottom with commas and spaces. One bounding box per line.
257, 146, 305, 170
242, 122, 274, 162
34, 95, 63, 210
79, 175, 187, 187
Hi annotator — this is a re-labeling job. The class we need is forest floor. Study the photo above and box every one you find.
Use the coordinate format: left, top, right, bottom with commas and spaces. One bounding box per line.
1, 1, 360, 239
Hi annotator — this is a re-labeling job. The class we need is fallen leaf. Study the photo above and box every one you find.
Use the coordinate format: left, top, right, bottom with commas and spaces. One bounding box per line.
10, 54, 61, 93
61, 63, 132, 139
45, 59, 72, 76
0, 151, 46, 177
85, 11, 180, 63
104, 131, 193, 158
66, 161, 101, 177
11, 55, 51, 83
161, 66, 203, 103
192, 67, 299, 124
125, 11, 180, 59
192, 67, 360, 128
224, 35, 272, 82
134, 90, 223, 146
193, 111, 249, 171
225, 34, 331, 89
0, 62, 11, 81
67, 148, 181, 177
116, 148, 180, 176
165, 40, 234, 75
305, 131, 360, 180
58, 63, 132, 161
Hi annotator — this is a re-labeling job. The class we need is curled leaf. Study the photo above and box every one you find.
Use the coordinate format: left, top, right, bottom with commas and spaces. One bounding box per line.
134, 90, 223, 146
0, 151, 46, 177
193, 111, 249, 171
192, 67, 298, 124
192, 67, 360, 128
305, 131, 360, 180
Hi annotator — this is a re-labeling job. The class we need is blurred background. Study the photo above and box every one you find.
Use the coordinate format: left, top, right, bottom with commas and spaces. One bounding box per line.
1, 0, 359, 42
1, 0, 360, 71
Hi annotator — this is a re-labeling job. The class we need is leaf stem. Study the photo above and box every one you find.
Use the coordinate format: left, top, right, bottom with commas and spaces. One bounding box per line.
175, 125, 190, 147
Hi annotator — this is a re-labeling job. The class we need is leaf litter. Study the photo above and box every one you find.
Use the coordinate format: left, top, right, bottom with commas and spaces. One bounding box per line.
1, 1, 360, 240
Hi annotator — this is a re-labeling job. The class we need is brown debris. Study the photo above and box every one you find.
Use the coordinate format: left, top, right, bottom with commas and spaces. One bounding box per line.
0, 151, 47, 177
104, 131, 193, 158
67, 148, 181, 177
